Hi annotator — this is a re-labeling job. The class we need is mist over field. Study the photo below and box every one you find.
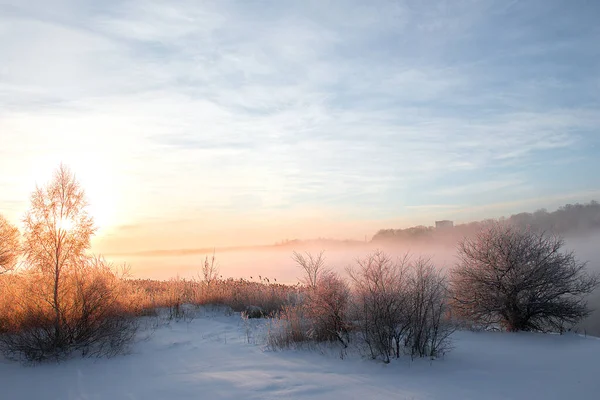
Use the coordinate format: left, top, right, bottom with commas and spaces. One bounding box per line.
108, 228, 600, 336
114, 234, 600, 281
112, 242, 455, 283
564, 234, 600, 335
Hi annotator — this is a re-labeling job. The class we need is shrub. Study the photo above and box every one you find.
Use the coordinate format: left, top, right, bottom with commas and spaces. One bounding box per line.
348, 251, 410, 363
293, 251, 351, 346
451, 222, 600, 332
303, 271, 351, 346
404, 258, 454, 358
348, 251, 454, 362
0, 257, 138, 363
265, 304, 312, 350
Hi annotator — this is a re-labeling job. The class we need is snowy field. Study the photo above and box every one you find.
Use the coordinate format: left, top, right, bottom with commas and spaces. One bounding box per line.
1, 308, 599, 400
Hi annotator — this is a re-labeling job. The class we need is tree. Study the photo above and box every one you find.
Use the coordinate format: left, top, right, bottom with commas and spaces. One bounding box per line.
293, 250, 326, 290
22, 164, 95, 347
451, 222, 599, 332
0, 215, 20, 274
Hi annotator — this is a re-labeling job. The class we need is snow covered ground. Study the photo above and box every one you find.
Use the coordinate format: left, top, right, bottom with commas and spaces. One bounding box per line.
1, 307, 599, 400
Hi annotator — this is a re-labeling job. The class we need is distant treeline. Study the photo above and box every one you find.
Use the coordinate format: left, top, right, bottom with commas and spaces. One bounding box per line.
372, 201, 600, 243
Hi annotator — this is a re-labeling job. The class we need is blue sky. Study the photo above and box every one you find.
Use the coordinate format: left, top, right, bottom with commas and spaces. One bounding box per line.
0, 0, 599, 250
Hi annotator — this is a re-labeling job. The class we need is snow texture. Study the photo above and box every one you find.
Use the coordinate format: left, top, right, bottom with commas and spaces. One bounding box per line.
1, 307, 598, 400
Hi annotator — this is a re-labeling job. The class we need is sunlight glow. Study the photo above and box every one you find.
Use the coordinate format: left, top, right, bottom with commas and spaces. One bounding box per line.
29, 153, 121, 234
57, 217, 74, 232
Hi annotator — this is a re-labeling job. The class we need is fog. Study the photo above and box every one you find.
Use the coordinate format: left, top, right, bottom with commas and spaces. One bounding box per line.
106, 231, 600, 336
109, 241, 457, 283
564, 233, 600, 336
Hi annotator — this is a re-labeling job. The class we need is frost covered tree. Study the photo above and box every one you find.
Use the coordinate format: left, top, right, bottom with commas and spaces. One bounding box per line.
451, 222, 599, 332
22, 164, 95, 345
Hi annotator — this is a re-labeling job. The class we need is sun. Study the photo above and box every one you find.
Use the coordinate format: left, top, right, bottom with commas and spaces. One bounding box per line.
57, 217, 74, 232
30, 155, 121, 234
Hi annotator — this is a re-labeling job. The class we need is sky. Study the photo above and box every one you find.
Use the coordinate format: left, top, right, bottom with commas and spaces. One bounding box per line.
1, 0, 599, 253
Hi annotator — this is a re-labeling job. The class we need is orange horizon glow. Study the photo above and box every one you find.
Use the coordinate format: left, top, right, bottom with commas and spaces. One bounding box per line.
4, 163, 599, 266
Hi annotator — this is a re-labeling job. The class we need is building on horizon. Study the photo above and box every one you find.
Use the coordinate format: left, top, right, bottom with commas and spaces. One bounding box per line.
435, 220, 454, 229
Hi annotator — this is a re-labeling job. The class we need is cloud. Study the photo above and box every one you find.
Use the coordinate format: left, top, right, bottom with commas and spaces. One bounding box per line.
0, 0, 599, 243
431, 178, 526, 198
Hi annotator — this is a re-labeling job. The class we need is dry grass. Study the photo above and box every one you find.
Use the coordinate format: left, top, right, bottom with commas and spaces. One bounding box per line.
125, 276, 299, 317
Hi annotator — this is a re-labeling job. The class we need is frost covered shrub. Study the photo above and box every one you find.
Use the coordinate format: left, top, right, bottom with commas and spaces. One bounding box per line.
303, 271, 351, 346
0, 257, 138, 363
348, 251, 454, 363
451, 223, 599, 332
404, 258, 454, 358
292, 252, 351, 346
264, 251, 351, 350
348, 251, 409, 363
265, 304, 312, 350
265, 250, 454, 360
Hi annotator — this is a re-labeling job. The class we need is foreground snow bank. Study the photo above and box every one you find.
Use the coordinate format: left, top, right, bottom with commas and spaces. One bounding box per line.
1, 309, 598, 400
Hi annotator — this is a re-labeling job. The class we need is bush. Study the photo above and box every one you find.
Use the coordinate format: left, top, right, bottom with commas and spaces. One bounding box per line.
348, 251, 454, 362
0, 257, 138, 363
304, 271, 351, 346
451, 223, 600, 332
293, 252, 351, 346
404, 258, 454, 358
348, 251, 411, 363
265, 304, 312, 350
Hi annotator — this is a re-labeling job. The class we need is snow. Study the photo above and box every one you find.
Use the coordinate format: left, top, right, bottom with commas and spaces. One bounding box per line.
1, 307, 599, 400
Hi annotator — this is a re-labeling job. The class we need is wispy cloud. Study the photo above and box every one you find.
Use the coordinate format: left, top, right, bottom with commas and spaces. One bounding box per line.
431, 178, 526, 198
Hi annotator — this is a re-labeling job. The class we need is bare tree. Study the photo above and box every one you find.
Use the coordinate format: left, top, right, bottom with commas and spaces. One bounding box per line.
451, 222, 600, 332
22, 164, 95, 348
293, 251, 326, 290
0, 215, 20, 274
